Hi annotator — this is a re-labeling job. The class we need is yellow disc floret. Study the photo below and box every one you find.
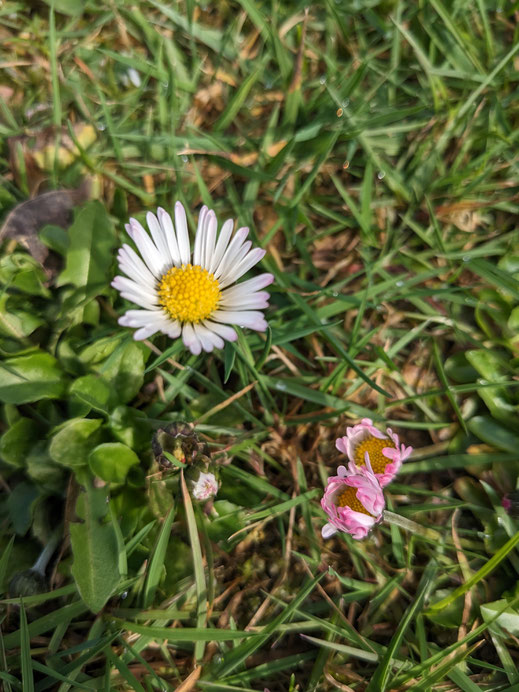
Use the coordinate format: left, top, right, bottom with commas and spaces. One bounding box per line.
337, 486, 373, 516
354, 437, 395, 474
158, 264, 220, 323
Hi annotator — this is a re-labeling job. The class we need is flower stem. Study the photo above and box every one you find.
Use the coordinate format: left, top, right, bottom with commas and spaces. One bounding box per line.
32, 524, 63, 576
383, 510, 442, 541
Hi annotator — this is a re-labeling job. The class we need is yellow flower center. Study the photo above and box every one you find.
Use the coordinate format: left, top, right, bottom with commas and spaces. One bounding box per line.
336, 486, 373, 516
157, 264, 220, 323
354, 436, 396, 474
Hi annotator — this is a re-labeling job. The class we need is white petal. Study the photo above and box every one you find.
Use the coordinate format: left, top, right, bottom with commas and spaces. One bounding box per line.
133, 324, 162, 340
118, 244, 156, 288
220, 248, 266, 288
219, 291, 270, 310
146, 211, 173, 267
127, 218, 166, 277
214, 227, 249, 279
118, 309, 167, 327
192, 323, 215, 352
112, 276, 158, 304
175, 201, 191, 265
209, 218, 234, 274
202, 210, 217, 271
163, 320, 182, 338
322, 523, 337, 539
157, 207, 181, 267
182, 323, 201, 355
215, 241, 252, 287
212, 309, 267, 331
202, 320, 238, 342
193, 322, 224, 351
118, 291, 157, 310
220, 282, 270, 300
232, 273, 274, 293
193, 205, 208, 267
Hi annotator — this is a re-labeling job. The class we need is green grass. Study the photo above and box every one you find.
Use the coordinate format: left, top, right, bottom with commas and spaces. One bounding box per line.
1, 0, 519, 690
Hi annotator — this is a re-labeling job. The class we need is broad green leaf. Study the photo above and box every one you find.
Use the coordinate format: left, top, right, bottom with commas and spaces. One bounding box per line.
108, 405, 150, 450
98, 340, 148, 405
0, 535, 15, 593
468, 415, 519, 453
26, 441, 66, 492
88, 442, 140, 483
80, 335, 122, 365
0, 253, 49, 297
0, 295, 44, 339
466, 350, 516, 425
0, 417, 40, 467
70, 483, 120, 613
7, 482, 39, 535
49, 418, 103, 468
57, 201, 115, 291
481, 599, 519, 635
39, 224, 69, 255
69, 374, 112, 414
0, 352, 66, 404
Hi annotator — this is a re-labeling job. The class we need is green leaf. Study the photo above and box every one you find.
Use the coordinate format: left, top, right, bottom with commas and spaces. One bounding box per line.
41, 0, 84, 15
108, 405, 150, 450
466, 350, 516, 425
0, 297, 44, 339
0, 535, 15, 594
0, 352, 66, 404
7, 482, 39, 535
481, 599, 519, 636
49, 418, 103, 468
427, 531, 519, 614
0, 417, 40, 467
142, 505, 175, 608
19, 600, 34, 692
99, 340, 148, 405
26, 441, 66, 492
57, 201, 115, 291
366, 560, 438, 692
69, 374, 112, 414
39, 224, 70, 255
181, 471, 207, 662
88, 442, 140, 483
467, 415, 519, 453
70, 483, 121, 613
113, 619, 258, 641
0, 253, 49, 297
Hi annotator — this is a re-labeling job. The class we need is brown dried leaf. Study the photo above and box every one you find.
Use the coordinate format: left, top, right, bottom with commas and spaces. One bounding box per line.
0, 180, 91, 265
435, 201, 484, 232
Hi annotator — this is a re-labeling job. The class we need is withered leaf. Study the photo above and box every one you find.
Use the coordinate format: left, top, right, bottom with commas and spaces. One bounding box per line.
0, 180, 91, 265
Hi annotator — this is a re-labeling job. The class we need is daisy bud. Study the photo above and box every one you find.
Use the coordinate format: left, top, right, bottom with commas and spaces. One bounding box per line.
502, 491, 519, 518
152, 423, 209, 468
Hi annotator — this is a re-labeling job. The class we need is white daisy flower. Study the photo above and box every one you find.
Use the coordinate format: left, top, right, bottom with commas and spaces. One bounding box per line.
112, 202, 274, 355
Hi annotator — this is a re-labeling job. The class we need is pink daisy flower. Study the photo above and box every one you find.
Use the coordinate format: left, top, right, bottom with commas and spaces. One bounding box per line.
336, 418, 412, 488
321, 461, 385, 540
